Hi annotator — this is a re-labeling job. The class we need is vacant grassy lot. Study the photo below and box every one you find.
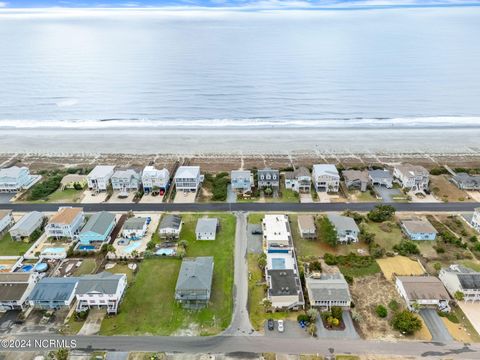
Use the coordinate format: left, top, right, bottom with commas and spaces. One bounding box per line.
362, 221, 404, 251
377, 256, 425, 281
101, 213, 235, 335
430, 175, 471, 202
105, 263, 136, 283
47, 188, 84, 203
248, 213, 265, 225
72, 258, 97, 276
349, 190, 379, 202
0, 233, 32, 256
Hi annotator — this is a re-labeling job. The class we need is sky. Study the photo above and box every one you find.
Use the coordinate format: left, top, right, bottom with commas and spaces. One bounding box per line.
1, 0, 480, 9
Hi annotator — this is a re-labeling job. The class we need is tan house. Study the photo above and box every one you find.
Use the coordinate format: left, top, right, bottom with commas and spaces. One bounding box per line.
45, 207, 84, 239
342, 170, 369, 192
297, 215, 316, 239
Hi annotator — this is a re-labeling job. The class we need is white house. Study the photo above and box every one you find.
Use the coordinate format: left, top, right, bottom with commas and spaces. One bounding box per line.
395, 276, 450, 312
122, 217, 148, 239
142, 166, 170, 193
174, 166, 201, 192
87, 165, 115, 192
195, 218, 218, 240
327, 214, 360, 243
45, 207, 84, 239
0, 166, 34, 193
393, 164, 429, 192
0, 273, 38, 311
439, 265, 480, 303
9, 211, 44, 240
472, 208, 480, 232
230, 170, 253, 193
111, 169, 141, 192
297, 215, 316, 239
75, 272, 127, 314
312, 164, 340, 192
158, 214, 182, 240
262, 214, 292, 250
306, 271, 352, 310
284, 167, 311, 193
0, 210, 13, 233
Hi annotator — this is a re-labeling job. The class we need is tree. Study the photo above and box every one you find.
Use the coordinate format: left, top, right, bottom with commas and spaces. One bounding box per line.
306, 308, 318, 322
331, 306, 343, 321
307, 323, 317, 336
367, 205, 396, 223
433, 262, 442, 272
359, 227, 375, 244
454, 291, 465, 301
50, 349, 69, 360
257, 253, 267, 270
178, 239, 188, 249
376, 304, 388, 318
319, 217, 338, 248
391, 310, 422, 335
393, 240, 420, 256
262, 299, 272, 312
309, 260, 322, 272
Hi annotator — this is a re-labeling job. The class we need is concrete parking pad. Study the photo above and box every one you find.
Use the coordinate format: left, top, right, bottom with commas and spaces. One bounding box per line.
174, 191, 197, 203
420, 308, 453, 343
81, 190, 108, 204
246, 224, 263, 254
264, 320, 309, 339
459, 302, 480, 335
78, 309, 106, 335
139, 193, 165, 203
374, 185, 402, 202
108, 191, 136, 203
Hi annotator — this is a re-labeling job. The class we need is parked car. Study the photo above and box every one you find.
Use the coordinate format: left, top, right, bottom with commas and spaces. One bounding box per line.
267, 318, 274, 331
277, 319, 284, 333
251, 229, 262, 235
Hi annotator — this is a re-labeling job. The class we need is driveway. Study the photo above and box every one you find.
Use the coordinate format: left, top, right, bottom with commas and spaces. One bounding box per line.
373, 185, 402, 202
316, 311, 359, 339
0, 193, 14, 204
78, 309, 106, 335
420, 308, 453, 343
227, 185, 237, 204
246, 224, 262, 254
264, 320, 308, 339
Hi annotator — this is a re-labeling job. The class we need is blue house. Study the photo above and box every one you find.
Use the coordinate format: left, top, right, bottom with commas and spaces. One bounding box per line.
79, 211, 116, 245
28, 277, 78, 310
231, 170, 253, 193
401, 218, 438, 241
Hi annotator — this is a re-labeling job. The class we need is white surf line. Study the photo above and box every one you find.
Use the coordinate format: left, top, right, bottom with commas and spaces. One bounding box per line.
0, 153, 18, 168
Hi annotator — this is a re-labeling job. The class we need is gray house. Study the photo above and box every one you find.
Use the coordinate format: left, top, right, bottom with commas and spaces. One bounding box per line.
158, 214, 182, 240
231, 170, 253, 193
9, 211, 44, 240
195, 218, 218, 240
257, 168, 280, 190
306, 271, 352, 309
175, 257, 214, 308
439, 264, 480, 303
368, 169, 394, 188
284, 167, 311, 193
327, 214, 360, 243
342, 170, 369, 192
451, 173, 480, 191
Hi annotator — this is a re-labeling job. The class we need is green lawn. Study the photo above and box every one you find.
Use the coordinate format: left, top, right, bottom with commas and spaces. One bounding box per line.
100, 213, 235, 336
73, 258, 97, 276
248, 213, 265, 225
339, 260, 381, 278
47, 188, 84, 203
459, 259, 480, 272
105, 263, 136, 283
350, 190, 379, 202
362, 221, 404, 251
0, 233, 32, 256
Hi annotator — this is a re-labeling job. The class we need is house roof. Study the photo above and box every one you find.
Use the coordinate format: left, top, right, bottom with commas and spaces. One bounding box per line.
401, 218, 437, 234
175, 257, 214, 292
395, 164, 429, 177
297, 215, 315, 231
9, 211, 43, 234
159, 215, 182, 230
368, 169, 393, 180
442, 264, 480, 290
268, 269, 299, 296
0, 210, 12, 221
306, 272, 351, 302
174, 166, 200, 179
112, 169, 140, 179
0, 166, 28, 178
49, 207, 83, 225
0, 273, 34, 301
342, 170, 369, 183
61, 174, 87, 186
123, 217, 147, 230
327, 214, 359, 233
80, 211, 115, 235
195, 218, 218, 234
453, 173, 480, 186
397, 276, 450, 300
88, 165, 115, 178
28, 277, 78, 302
231, 170, 251, 179
313, 164, 339, 177
285, 167, 311, 180
142, 166, 168, 178
0, 273, 31, 283
75, 272, 124, 295
258, 168, 279, 177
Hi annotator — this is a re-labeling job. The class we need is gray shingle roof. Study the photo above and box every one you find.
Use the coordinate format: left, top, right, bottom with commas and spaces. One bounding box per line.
0, 273, 33, 302
9, 211, 43, 235
368, 169, 393, 180
306, 273, 351, 303
75, 272, 124, 295
175, 257, 214, 292
28, 277, 78, 302
159, 215, 182, 230
195, 218, 218, 234
81, 211, 115, 235
327, 214, 359, 233
123, 217, 147, 230
458, 274, 480, 291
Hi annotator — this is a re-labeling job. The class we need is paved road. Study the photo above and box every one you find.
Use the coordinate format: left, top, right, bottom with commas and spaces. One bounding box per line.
1, 334, 480, 359
223, 212, 255, 335
0, 202, 478, 213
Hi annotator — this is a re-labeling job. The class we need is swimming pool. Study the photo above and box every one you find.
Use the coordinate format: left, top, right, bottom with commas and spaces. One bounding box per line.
156, 248, 175, 256
34, 263, 48, 272
42, 247, 66, 254
15, 264, 33, 272
124, 241, 141, 253
77, 245, 96, 251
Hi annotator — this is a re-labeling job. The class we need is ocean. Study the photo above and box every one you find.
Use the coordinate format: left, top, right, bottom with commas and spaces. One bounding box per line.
0, 7, 479, 153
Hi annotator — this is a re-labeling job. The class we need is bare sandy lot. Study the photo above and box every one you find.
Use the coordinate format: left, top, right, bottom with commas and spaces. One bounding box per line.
377, 256, 426, 281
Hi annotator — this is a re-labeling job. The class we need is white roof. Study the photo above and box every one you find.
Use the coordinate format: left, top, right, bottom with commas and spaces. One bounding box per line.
112, 169, 140, 179
175, 166, 200, 179
263, 214, 291, 242
0, 166, 28, 178
143, 166, 168, 177
88, 165, 115, 178
313, 164, 339, 177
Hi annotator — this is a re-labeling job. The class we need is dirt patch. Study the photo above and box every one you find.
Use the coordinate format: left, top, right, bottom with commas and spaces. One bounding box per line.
377, 256, 426, 281
441, 317, 476, 343
430, 175, 473, 202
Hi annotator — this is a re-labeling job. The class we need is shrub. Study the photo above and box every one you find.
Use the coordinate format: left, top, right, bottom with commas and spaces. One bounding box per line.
369, 242, 385, 259
344, 274, 353, 285
331, 306, 343, 321
306, 308, 318, 322
359, 227, 375, 244
388, 299, 400, 312
297, 314, 309, 323
309, 260, 322, 272
376, 305, 388, 318
307, 323, 317, 336
393, 240, 420, 256
367, 205, 396, 223
28, 174, 63, 200
324, 253, 338, 265
391, 310, 422, 335
470, 235, 478, 243
454, 291, 465, 301
429, 167, 449, 175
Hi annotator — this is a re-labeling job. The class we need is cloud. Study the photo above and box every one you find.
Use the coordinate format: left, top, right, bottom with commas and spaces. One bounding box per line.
0, 2, 8, 7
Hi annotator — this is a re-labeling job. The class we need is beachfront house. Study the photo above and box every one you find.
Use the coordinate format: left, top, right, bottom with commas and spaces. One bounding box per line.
451, 173, 480, 191
9, 211, 44, 241
158, 214, 182, 240
368, 169, 394, 188
400, 218, 438, 241
312, 164, 340, 193
142, 166, 170, 194
327, 213, 359, 243
174, 166, 201, 192
262, 214, 292, 250
230, 170, 253, 193
0, 273, 39, 311
472, 208, 480, 232
45, 207, 85, 240
0, 166, 35, 193
60, 174, 87, 190
297, 215, 316, 239
393, 164, 429, 192
87, 165, 115, 192
28, 277, 78, 310
122, 217, 148, 239
195, 218, 218, 240
111, 169, 141, 193
342, 170, 369, 192
0, 210, 13, 234
439, 264, 480, 303
257, 168, 280, 190
306, 271, 352, 310
75, 272, 127, 314
395, 276, 450, 312
78, 211, 116, 245
284, 167, 311, 193
175, 256, 214, 309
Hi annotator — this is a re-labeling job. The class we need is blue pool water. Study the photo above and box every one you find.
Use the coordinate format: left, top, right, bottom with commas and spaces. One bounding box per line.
16, 265, 33, 272
156, 248, 175, 256
42, 247, 65, 254
34, 263, 48, 272
78, 245, 96, 251
271, 258, 286, 270
124, 241, 141, 253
